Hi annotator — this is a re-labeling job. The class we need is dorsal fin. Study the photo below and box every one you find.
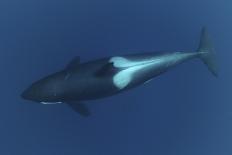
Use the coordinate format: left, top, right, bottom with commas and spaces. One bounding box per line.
95, 62, 117, 76
66, 56, 80, 69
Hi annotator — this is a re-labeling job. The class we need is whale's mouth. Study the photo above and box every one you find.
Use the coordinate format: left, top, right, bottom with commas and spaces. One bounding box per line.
40, 102, 63, 105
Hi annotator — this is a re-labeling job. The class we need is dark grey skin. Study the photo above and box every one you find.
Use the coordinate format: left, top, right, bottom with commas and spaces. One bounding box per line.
21, 53, 197, 102
21, 28, 217, 116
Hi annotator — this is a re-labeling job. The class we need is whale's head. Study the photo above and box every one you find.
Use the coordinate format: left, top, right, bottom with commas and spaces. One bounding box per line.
21, 71, 66, 103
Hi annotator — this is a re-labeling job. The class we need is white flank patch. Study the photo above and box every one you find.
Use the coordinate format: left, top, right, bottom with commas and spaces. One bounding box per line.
109, 57, 162, 89
41, 102, 62, 105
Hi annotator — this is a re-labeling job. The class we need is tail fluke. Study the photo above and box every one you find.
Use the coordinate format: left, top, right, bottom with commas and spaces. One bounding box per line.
197, 27, 218, 77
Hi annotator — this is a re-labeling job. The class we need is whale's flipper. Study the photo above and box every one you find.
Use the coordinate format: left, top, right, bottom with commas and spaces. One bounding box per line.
66, 102, 91, 117
198, 27, 218, 77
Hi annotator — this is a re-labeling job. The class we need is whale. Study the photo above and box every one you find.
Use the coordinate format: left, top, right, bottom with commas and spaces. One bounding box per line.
21, 28, 218, 116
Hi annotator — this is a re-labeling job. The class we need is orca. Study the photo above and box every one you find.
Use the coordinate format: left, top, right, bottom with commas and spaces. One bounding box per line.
21, 28, 218, 116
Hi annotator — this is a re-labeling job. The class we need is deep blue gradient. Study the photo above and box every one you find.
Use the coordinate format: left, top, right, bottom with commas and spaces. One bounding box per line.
0, 0, 231, 154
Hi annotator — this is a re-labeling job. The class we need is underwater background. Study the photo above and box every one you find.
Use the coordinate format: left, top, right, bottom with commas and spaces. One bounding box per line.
0, 0, 231, 154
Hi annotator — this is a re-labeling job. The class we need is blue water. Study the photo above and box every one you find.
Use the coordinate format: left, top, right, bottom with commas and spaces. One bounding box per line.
0, 0, 231, 154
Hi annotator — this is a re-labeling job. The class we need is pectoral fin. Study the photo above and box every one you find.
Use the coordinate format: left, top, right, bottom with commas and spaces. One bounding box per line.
66, 102, 91, 117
